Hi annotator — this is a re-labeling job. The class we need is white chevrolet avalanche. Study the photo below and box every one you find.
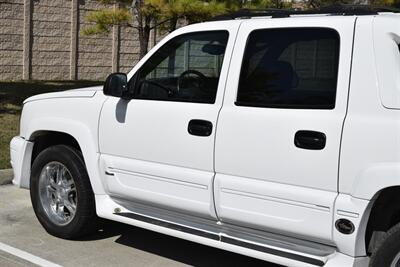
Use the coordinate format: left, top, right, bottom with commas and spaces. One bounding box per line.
9, 6, 400, 267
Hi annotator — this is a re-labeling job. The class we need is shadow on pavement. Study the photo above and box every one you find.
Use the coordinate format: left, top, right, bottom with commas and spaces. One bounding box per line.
82, 220, 282, 267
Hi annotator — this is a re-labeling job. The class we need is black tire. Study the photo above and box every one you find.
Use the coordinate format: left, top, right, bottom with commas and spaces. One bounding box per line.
369, 222, 400, 267
30, 145, 97, 239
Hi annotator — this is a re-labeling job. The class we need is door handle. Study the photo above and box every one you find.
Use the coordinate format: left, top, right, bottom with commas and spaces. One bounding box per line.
188, 119, 213, 137
294, 130, 326, 150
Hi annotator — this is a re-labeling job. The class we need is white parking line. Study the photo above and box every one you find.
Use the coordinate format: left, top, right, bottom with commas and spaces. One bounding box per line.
0, 242, 62, 267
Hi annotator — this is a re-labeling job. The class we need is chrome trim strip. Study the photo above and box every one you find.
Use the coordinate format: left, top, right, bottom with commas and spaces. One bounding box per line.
221, 188, 330, 212
110, 168, 208, 190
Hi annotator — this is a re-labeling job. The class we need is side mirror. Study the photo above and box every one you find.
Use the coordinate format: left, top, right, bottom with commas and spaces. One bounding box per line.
104, 73, 128, 98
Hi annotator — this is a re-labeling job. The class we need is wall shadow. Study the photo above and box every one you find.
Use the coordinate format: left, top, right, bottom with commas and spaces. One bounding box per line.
0, 81, 102, 115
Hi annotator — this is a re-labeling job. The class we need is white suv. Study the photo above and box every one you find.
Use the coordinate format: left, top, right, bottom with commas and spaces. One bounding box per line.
9, 7, 400, 267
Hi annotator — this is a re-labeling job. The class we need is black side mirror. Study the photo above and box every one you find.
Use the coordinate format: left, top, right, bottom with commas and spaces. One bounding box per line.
104, 73, 128, 98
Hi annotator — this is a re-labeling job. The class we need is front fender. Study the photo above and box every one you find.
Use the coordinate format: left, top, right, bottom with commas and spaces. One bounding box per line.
19, 94, 107, 195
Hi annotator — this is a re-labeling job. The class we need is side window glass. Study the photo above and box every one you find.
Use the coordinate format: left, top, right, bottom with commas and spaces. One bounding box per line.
237, 28, 340, 109
133, 31, 229, 104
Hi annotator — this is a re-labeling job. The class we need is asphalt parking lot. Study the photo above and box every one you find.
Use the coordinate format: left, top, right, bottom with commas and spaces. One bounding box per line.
0, 184, 281, 267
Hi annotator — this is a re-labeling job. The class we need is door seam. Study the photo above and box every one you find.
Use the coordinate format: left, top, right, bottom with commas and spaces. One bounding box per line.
212, 21, 244, 221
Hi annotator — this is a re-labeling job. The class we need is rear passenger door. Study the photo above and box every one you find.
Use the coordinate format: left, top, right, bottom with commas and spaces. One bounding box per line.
215, 17, 355, 243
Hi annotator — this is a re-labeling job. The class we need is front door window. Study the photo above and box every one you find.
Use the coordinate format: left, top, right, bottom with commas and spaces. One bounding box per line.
133, 31, 229, 104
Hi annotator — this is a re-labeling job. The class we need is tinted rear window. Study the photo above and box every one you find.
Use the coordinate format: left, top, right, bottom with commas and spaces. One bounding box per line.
236, 28, 340, 109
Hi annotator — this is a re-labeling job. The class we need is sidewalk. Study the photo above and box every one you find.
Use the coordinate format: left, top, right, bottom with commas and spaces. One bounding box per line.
0, 169, 13, 185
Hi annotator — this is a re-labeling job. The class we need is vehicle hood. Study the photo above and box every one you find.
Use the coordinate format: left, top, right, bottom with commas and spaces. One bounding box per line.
23, 85, 103, 104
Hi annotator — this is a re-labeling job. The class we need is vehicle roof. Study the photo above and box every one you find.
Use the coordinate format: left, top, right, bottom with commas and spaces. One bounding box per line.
189, 12, 400, 31
226, 12, 400, 22
209, 5, 400, 22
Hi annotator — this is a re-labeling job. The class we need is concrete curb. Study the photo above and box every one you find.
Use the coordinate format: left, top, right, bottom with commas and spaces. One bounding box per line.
0, 169, 13, 185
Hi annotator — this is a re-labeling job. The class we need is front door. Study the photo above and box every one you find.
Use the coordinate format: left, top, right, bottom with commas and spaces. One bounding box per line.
99, 23, 239, 219
214, 17, 355, 243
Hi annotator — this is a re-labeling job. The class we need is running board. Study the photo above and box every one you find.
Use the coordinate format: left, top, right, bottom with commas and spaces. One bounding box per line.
115, 211, 326, 266
115, 212, 218, 240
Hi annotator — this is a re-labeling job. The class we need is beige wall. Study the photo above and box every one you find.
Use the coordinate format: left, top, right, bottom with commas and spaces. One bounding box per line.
0, 0, 145, 81
1, 0, 25, 80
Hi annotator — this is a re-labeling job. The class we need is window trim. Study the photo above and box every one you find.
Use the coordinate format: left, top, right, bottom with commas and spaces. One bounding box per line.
235, 101, 335, 110
129, 30, 230, 105
235, 27, 341, 110
133, 95, 219, 105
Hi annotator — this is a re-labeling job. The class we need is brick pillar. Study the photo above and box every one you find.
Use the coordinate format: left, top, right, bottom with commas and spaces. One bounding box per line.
149, 21, 157, 50
112, 4, 120, 73
23, 0, 32, 80
112, 26, 120, 73
70, 0, 79, 80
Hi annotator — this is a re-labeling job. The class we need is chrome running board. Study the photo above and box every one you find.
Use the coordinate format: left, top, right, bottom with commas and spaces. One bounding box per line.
113, 198, 336, 266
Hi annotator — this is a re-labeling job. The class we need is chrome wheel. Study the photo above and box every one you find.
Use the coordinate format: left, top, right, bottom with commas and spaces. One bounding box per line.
38, 162, 77, 226
391, 252, 400, 267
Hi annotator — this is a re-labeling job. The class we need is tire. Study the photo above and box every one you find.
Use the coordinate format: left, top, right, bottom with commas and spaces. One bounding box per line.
369, 222, 400, 267
30, 145, 97, 239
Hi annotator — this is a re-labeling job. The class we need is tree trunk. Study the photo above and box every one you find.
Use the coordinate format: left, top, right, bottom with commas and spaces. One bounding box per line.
141, 18, 151, 58
138, 28, 148, 59
132, 0, 151, 59
168, 17, 178, 33
137, 21, 149, 59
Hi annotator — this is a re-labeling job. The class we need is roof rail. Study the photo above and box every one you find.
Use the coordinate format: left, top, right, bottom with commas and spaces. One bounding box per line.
209, 4, 400, 21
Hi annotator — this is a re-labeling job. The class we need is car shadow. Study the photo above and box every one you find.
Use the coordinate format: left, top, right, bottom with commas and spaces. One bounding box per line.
81, 220, 282, 267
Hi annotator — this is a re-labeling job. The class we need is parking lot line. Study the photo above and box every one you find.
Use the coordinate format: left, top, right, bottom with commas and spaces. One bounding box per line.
0, 241, 62, 267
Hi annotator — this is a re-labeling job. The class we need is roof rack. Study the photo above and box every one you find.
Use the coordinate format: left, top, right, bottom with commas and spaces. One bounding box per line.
209, 4, 400, 21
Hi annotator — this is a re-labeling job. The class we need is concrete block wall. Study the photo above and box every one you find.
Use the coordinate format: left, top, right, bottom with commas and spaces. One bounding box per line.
78, 0, 113, 80
0, 0, 25, 80
0, 0, 145, 81
31, 0, 71, 80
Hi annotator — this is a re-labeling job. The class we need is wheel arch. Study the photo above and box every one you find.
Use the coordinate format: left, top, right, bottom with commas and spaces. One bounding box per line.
30, 131, 81, 164
21, 120, 105, 195
364, 186, 400, 255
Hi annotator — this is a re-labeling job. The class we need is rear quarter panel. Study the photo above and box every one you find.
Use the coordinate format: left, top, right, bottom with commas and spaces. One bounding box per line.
339, 16, 400, 199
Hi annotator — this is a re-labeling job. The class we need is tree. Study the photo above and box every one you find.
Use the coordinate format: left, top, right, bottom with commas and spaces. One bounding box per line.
82, 0, 296, 59
82, 0, 226, 58
371, 0, 400, 6
160, 0, 226, 32
218, 0, 291, 9
82, 0, 162, 58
